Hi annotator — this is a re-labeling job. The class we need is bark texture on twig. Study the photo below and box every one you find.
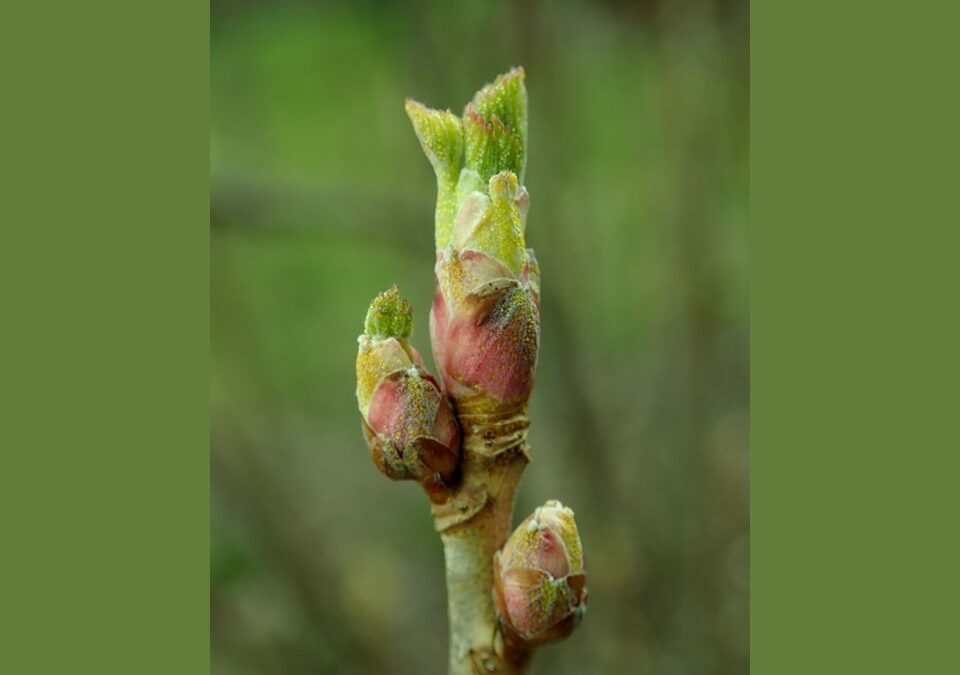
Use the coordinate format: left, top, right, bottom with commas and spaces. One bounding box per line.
432, 404, 530, 674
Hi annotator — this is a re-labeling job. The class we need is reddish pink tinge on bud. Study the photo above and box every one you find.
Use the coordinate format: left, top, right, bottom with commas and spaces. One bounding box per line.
367, 369, 455, 450
431, 250, 540, 406
494, 501, 587, 644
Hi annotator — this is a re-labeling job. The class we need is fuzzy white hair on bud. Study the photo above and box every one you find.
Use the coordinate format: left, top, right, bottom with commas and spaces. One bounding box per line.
540, 500, 574, 518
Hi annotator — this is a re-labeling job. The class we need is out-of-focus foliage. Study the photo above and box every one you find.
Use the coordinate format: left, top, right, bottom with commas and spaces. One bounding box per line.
211, 0, 748, 673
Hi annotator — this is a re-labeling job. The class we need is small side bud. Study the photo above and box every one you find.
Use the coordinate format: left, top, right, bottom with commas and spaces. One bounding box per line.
494, 500, 587, 645
356, 288, 460, 500
363, 367, 460, 491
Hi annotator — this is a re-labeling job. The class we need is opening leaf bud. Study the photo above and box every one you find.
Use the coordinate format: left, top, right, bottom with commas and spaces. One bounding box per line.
494, 500, 587, 645
356, 288, 460, 498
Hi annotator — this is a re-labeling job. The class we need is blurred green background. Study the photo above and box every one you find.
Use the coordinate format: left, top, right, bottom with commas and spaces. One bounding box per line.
211, 0, 748, 673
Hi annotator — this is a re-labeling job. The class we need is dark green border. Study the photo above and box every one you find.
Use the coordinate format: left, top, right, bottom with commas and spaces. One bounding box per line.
752, 2, 958, 673
1, 3, 209, 673
3, 1, 957, 672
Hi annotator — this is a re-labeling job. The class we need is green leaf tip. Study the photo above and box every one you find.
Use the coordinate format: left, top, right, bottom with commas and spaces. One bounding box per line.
463, 67, 527, 183
404, 99, 464, 183
364, 285, 414, 339
406, 68, 529, 252
405, 100, 465, 250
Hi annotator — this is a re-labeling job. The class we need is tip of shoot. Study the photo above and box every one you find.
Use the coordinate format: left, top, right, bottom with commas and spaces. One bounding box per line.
364, 286, 414, 339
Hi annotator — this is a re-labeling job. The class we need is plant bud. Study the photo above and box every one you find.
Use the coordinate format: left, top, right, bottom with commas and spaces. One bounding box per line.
494, 500, 587, 645
407, 69, 540, 414
431, 250, 539, 409
432, 168, 540, 410
356, 287, 460, 499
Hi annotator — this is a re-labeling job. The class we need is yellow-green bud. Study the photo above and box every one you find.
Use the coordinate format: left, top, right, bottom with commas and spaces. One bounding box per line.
364, 285, 413, 339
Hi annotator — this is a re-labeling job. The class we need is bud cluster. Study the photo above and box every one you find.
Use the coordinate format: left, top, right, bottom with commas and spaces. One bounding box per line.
354, 70, 588, 670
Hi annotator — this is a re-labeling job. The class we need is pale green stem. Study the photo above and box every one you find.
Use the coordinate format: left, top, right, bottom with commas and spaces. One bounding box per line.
433, 411, 533, 675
